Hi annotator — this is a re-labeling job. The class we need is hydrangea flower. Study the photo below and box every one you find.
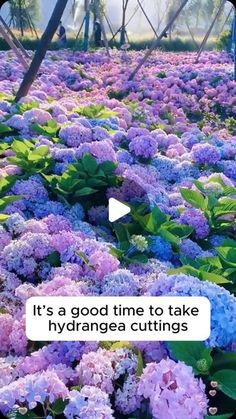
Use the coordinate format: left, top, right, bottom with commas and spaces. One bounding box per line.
192, 143, 221, 165
129, 135, 158, 159
150, 236, 173, 261
115, 375, 142, 415
0, 371, 69, 415
64, 387, 114, 419
150, 273, 236, 348
138, 359, 208, 419
101, 269, 139, 296
180, 208, 210, 239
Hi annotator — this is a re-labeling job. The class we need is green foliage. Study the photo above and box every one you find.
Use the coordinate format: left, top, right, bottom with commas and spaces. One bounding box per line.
49, 399, 69, 415
8, 412, 38, 419
169, 239, 236, 287
0, 123, 15, 139
43, 153, 120, 205
181, 178, 236, 237
15, 101, 39, 114
111, 203, 193, 265
8, 140, 54, 176
31, 120, 60, 139
225, 117, 236, 136
216, 29, 232, 51
9, 0, 40, 32
0, 180, 23, 223
168, 341, 213, 375
211, 370, 236, 400
74, 104, 117, 120
0, 142, 10, 156
205, 415, 234, 419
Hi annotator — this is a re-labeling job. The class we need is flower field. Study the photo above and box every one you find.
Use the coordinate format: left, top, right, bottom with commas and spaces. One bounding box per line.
0, 49, 236, 418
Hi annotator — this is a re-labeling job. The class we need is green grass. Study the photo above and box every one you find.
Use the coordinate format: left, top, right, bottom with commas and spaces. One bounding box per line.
0, 35, 216, 52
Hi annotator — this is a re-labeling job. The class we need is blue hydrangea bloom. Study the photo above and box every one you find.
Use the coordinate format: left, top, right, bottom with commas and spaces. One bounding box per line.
150, 273, 236, 348
150, 236, 173, 261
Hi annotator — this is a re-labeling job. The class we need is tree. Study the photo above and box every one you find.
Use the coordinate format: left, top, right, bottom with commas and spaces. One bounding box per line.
16, 0, 68, 101
9, 0, 40, 36
90, 0, 106, 25
120, 0, 129, 46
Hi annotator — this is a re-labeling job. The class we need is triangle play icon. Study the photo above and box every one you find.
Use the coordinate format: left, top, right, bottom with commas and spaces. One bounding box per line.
108, 198, 131, 222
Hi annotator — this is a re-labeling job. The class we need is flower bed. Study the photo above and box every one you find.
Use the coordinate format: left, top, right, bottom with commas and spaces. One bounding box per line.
0, 49, 236, 419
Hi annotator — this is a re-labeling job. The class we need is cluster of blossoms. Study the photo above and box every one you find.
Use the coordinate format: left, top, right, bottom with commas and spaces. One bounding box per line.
0, 49, 235, 418
150, 273, 236, 348
138, 359, 208, 419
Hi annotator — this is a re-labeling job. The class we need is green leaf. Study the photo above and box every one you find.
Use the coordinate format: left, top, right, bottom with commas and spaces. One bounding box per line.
75, 187, 98, 196
128, 253, 149, 264
180, 188, 207, 210
50, 399, 68, 415
87, 179, 107, 188
200, 271, 231, 284
214, 198, 236, 217
168, 265, 201, 278
194, 180, 205, 193
8, 411, 38, 419
159, 227, 180, 246
205, 414, 235, 419
70, 385, 82, 391
0, 214, 9, 222
77, 251, 90, 266
168, 341, 213, 375
217, 247, 236, 268
166, 223, 193, 238
0, 143, 9, 155
152, 205, 167, 226
11, 140, 29, 155
224, 187, 236, 196
212, 351, 236, 373
137, 350, 144, 377
31, 120, 59, 137
82, 153, 98, 174
0, 307, 9, 313
46, 251, 61, 267
110, 341, 134, 351
0, 195, 23, 211
28, 145, 49, 160
99, 160, 117, 175
211, 370, 236, 400
113, 224, 130, 251
0, 123, 12, 134
100, 341, 114, 350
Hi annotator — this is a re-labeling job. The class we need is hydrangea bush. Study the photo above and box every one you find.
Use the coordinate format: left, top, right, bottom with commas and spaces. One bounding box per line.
0, 49, 236, 418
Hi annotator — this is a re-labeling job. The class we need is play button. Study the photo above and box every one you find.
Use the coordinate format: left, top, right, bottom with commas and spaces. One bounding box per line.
108, 198, 131, 222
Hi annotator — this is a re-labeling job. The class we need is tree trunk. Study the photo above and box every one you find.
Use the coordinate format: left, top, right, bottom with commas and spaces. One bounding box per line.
120, 0, 128, 46
18, 0, 24, 37
84, 0, 90, 51
15, 0, 68, 101
94, 0, 110, 57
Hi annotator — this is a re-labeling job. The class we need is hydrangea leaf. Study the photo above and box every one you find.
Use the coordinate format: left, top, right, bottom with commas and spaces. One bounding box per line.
211, 370, 236, 400
180, 188, 207, 211
168, 341, 213, 375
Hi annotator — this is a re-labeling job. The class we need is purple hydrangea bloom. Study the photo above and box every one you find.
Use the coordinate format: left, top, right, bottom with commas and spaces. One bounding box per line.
138, 359, 208, 419
129, 135, 158, 159
192, 143, 221, 165
101, 269, 139, 296
180, 208, 210, 239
